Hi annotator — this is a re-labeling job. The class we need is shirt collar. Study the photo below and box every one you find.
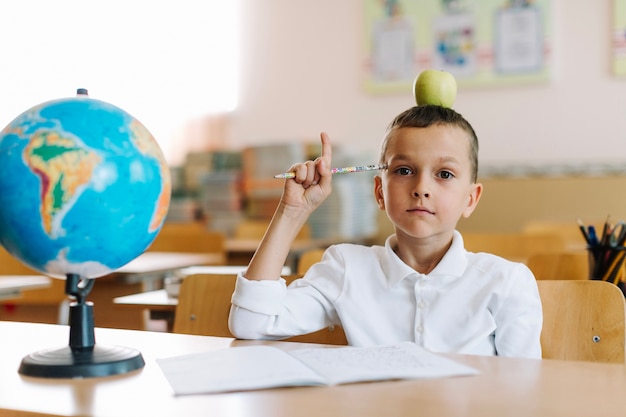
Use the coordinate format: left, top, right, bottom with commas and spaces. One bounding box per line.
382, 230, 468, 286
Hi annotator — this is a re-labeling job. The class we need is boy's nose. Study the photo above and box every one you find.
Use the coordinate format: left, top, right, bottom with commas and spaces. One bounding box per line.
412, 174, 430, 198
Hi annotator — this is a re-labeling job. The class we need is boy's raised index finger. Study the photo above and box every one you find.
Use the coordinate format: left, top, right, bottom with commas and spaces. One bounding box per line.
320, 131, 332, 160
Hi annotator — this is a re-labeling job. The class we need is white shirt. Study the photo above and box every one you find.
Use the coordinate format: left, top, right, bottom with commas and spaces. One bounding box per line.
229, 231, 543, 359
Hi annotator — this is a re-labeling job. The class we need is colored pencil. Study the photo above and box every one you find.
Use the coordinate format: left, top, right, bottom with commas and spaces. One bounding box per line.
273, 164, 387, 179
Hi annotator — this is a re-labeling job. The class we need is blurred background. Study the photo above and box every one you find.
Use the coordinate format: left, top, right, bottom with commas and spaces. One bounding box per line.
2, 0, 625, 240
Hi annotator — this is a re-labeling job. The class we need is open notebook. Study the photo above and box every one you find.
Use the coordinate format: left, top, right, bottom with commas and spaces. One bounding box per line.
156, 342, 479, 395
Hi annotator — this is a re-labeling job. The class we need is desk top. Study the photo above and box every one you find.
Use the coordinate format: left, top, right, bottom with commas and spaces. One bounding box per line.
115, 252, 223, 275
113, 289, 176, 311
177, 265, 291, 276
224, 238, 333, 253
3, 321, 626, 417
112, 265, 292, 309
0, 275, 51, 300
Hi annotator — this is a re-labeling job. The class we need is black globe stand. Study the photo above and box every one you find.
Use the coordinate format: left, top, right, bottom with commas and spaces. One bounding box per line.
18, 273, 145, 378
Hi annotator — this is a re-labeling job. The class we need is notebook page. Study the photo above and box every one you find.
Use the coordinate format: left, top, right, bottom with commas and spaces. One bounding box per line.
289, 342, 479, 386
157, 345, 327, 395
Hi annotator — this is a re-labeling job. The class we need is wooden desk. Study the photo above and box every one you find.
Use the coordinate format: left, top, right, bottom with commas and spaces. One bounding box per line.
0, 276, 51, 301
0, 253, 221, 329
113, 289, 177, 331
113, 251, 224, 291
3, 321, 626, 417
225, 238, 333, 268
112, 265, 291, 331
116, 251, 223, 276
113, 289, 177, 312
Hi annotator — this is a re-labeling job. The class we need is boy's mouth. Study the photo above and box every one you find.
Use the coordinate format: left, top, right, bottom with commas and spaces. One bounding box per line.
407, 207, 434, 215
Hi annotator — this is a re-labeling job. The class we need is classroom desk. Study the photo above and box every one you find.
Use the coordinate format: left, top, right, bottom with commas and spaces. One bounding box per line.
116, 251, 223, 277
113, 251, 224, 291
113, 289, 177, 313
113, 289, 177, 331
0, 275, 51, 301
0, 253, 222, 329
225, 238, 334, 268
112, 265, 292, 331
3, 321, 626, 417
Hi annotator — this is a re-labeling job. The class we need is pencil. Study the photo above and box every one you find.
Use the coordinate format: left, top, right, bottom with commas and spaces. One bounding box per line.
273, 164, 388, 179
600, 215, 611, 246
577, 218, 590, 245
588, 225, 599, 246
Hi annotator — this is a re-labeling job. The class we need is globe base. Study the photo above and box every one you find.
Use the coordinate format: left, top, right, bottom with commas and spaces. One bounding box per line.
18, 273, 145, 378
18, 345, 145, 378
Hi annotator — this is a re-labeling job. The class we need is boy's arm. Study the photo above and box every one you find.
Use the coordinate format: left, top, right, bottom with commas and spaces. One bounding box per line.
243, 132, 333, 281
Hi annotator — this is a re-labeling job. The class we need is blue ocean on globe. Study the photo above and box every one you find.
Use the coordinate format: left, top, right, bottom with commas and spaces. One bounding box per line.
0, 93, 171, 279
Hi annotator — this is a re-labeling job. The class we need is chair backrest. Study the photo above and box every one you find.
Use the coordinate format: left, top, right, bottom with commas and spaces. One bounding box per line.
173, 273, 348, 345
463, 232, 565, 261
149, 222, 226, 261
537, 280, 626, 363
526, 250, 589, 280
173, 273, 235, 337
296, 248, 326, 275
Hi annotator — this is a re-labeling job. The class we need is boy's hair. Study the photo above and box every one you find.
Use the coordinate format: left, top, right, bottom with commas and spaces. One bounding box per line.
379, 105, 479, 183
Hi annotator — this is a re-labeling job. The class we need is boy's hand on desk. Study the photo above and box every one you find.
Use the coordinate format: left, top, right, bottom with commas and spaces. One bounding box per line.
281, 132, 333, 214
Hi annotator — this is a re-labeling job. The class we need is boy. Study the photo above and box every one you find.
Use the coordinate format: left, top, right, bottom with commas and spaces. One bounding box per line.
229, 105, 542, 359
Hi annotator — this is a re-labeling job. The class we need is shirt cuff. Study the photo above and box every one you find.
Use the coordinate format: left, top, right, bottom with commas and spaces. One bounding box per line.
230, 273, 287, 315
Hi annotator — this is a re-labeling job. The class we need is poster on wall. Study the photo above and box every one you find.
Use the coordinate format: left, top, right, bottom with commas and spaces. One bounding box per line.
613, 0, 626, 76
363, 0, 552, 94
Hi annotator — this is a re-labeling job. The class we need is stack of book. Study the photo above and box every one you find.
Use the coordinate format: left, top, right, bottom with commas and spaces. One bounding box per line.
197, 151, 243, 236
242, 143, 305, 220
308, 150, 378, 241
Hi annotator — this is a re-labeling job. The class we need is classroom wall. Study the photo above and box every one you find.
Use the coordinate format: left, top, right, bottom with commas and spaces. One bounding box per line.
458, 175, 626, 233
368, 174, 626, 244
218, 1, 626, 235
230, 0, 626, 169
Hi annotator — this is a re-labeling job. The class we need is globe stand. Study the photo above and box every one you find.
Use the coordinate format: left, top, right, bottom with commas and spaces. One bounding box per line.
18, 273, 145, 378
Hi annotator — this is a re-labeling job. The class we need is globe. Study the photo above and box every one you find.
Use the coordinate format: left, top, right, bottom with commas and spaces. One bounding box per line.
0, 91, 171, 279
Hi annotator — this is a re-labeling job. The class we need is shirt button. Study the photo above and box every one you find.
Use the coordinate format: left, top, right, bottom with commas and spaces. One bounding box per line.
416, 325, 424, 333
417, 302, 425, 309
419, 280, 426, 287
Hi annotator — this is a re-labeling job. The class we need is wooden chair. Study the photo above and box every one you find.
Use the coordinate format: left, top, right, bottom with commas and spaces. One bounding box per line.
173, 273, 347, 345
296, 248, 326, 275
537, 280, 626, 363
462, 232, 565, 262
173, 273, 234, 337
148, 222, 226, 262
526, 251, 589, 280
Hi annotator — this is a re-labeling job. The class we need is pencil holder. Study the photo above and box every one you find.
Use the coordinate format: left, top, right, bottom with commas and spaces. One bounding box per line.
587, 245, 626, 295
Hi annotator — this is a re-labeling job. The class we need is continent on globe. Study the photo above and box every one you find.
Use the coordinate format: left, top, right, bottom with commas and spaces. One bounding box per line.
24, 131, 102, 236
0, 92, 172, 279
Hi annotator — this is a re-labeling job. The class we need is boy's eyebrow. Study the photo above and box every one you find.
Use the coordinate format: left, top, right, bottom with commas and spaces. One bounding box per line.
387, 154, 462, 165
386, 154, 412, 162
439, 156, 462, 165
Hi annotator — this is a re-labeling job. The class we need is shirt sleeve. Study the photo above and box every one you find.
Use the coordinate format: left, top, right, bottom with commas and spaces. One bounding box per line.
492, 263, 543, 359
229, 248, 344, 340
230, 274, 288, 315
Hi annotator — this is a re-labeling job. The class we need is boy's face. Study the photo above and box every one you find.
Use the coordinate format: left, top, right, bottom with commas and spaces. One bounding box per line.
374, 125, 482, 243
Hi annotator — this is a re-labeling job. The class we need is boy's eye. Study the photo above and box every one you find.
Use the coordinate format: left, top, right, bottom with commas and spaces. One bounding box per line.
437, 170, 454, 180
394, 167, 413, 176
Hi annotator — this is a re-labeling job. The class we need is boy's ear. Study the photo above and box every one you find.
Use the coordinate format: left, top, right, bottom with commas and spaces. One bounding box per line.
374, 176, 385, 210
462, 182, 483, 218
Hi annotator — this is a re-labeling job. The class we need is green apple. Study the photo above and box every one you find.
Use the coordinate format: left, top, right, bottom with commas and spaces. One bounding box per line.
413, 69, 457, 108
